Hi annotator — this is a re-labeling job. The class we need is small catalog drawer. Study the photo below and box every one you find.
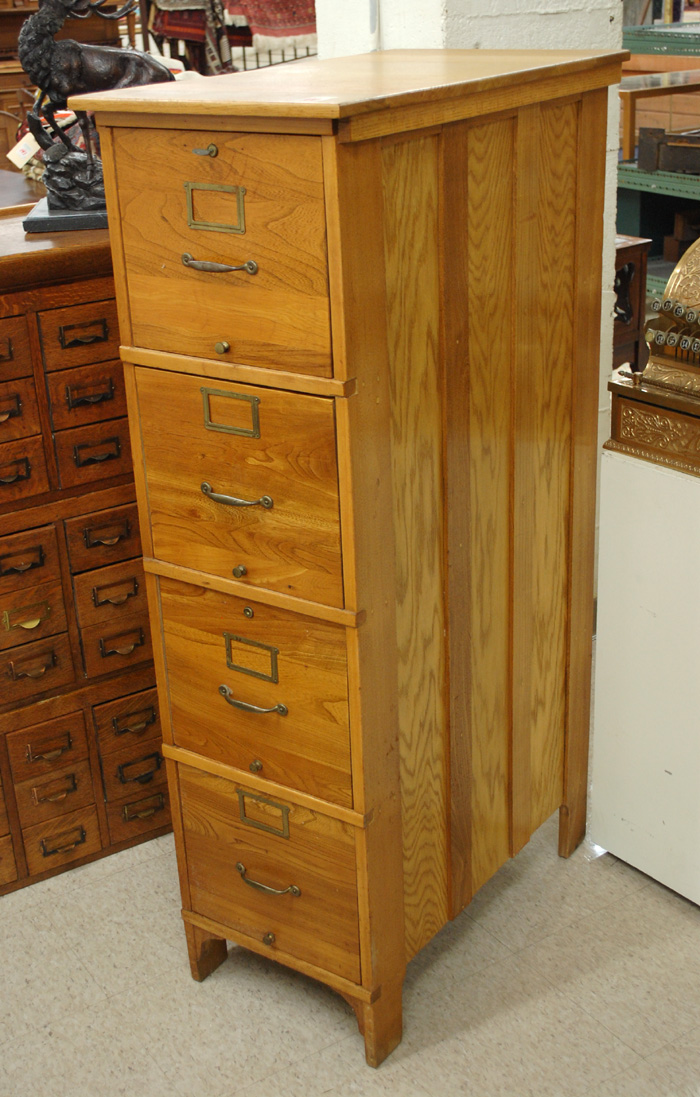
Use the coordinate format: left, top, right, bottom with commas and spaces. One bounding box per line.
0, 577, 67, 652
7, 709, 89, 784
179, 765, 360, 983
0, 436, 49, 504
105, 787, 170, 845
0, 315, 32, 382
1, 633, 74, 705
0, 524, 60, 596
38, 298, 120, 372
134, 368, 342, 607
0, 833, 17, 887
73, 557, 146, 628
81, 610, 152, 678
14, 760, 95, 829
54, 417, 133, 490
0, 775, 9, 836
0, 377, 41, 442
113, 130, 331, 375
23, 804, 102, 875
92, 685, 160, 758
100, 736, 165, 802
47, 360, 127, 431
159, 577, 351, 806
65, 502, 141, 573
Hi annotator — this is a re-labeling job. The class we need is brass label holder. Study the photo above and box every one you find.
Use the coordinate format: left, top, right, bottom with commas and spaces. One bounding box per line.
201, 387, 261, 438
237, 789, 290, 839
184, 182, 246, 235
224, 632, 279, 683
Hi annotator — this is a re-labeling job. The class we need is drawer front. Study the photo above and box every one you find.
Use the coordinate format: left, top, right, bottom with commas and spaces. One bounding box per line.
0, 577, 67, 652
14, 759, 95, 829
159, 577, 351, 806
81, 610, 152, 678
0, 833, 17, 886
115, 129, 331, 375
135, 369, 342, 606
0, 435, 49, 503
100, 735, 164, 802
106, 786, 171, 845
65, 502, 141, 573
54, 417, 133, 490
0, 315, 32, 382
0, 376, 41, 442
7, 709, 89, 784
92, 684, 160, 758
73, 557, 146, 628
38, 298, 120, 372
179, 765, 360, 982
0, 524, 61, 596
1, 632, 74, 704
0, 776, 9, 836
47, 360, 127, 431
23, 804, 102, 875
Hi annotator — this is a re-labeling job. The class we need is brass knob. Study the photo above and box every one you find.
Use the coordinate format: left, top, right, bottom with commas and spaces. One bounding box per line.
263, 932, 275, 946
232, 565, 247, 578
249, 759, 263, 773
214, 341, 230, 355
243, 606, 254, 619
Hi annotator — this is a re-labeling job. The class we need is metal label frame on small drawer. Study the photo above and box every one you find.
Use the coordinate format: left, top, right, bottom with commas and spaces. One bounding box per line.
201, 387, 260, 438
224, 632, 279, 683
237, 789, 290, 839
184, 182, 246, 235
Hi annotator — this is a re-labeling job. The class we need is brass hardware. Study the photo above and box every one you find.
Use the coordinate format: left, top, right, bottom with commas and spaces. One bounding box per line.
192, 143, 218, 157
183, 181, 246, 234
58, 318, 109, 349
40, 825, 86, 858
0, 393, 21, 424
9, 649, 56, 681
99, 627, 145, 659
2, 598, 52, 632
92, 576, 139, 607
243, 606, 254, 619
116, 751, 162, 785
65, 377, 114, 409
201, 482, 273, 509
232, 565, 247, 578
122, 792, 165, 821
112, 705, 156, 737
249, 759, 263, 773
0, 543, 44, 577
237, 789, 290, 838
73, 436, 120, 467
224, 632, 279, 682
262, 932, 276, 946
26, 732, 72, 764
182, 253, 257, 275
32, 773, 77, 805
0, 456, 31, 485
0, 338, 14, 362
235, 862, 300, 897
201, 387, 261, 438
83, 518, 130, 549
214, 341, 230, 355
219, 683, 287, 717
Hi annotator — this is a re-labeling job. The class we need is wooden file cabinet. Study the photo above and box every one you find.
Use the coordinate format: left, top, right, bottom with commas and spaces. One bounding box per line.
80, 47, 625, 1065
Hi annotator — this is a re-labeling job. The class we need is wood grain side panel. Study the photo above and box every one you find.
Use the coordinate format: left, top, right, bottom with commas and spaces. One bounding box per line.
97, 126, 133, 347
382, 134, 448, 958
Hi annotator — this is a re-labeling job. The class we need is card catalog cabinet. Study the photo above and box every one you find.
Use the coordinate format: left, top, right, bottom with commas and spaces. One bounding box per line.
0, 219, 170, 896
79, 48, 625, 1065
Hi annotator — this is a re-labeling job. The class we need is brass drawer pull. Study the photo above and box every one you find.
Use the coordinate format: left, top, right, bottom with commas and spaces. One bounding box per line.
99, 627, 145, 658
182, 253, 258, 276
65, 377, 114, 409
0, 543, 44, 577
3, 599, 52, 632
0, 457, 31, 485
83, 518, 131, 549
0, 393, 22, 424
235, 862, 300, 898
112, 705, 156, 737
122, 792, 166, 821
0, 337, 14, 362
201, 482, 273, 509
116, 751, 162, 785
32, 773, 77, 805
73, 436, 120, 467
40, 825, 86, 858
26, 732, 72, 763
58, 318, 109, 349
9, 648, 56, 680
192, 143, 218, 157
219, 683, 287, 717
92, 576, 139, 607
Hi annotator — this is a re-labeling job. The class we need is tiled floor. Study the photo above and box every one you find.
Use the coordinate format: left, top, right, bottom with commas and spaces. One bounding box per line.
2, 816, 699, 1097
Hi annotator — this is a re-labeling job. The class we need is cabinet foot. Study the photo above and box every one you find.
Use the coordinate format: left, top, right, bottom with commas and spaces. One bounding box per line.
185, 922, 228, 982
345, 979, 403, 1068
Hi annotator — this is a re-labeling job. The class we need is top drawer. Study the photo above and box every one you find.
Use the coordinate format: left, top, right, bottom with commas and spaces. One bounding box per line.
0, 316, 32, 382
112, 129, 332, 376
38, 299, 120, 372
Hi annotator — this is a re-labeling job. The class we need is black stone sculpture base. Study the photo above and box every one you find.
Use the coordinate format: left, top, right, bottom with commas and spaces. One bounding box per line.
23, 196, 108, 233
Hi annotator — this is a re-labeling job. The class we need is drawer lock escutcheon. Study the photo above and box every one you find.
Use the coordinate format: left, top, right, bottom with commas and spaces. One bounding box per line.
201, 482, 272, 509
219, 683, 287, 717
235, 862, 300, 898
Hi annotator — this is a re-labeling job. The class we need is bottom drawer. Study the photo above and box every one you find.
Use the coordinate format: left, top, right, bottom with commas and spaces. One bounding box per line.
106, 786, 171, 845
178, 764, 361, 983
23, 805, 102, 876
0, 833, 17, 886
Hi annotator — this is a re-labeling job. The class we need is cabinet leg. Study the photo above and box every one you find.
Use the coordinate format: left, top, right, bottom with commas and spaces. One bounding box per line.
185, 922, 228, 982
345, 978, 404, 1068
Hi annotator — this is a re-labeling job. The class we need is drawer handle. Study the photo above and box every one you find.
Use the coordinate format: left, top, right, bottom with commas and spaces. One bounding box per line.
219, 683, 287, 717
0, 337, 14, 362
40, 825, 86, 858
0, 457, 31, 485
92, 576, 139, 607
9, 649, 57, 680
73, 436, 120, 467
182, 253, 258, 276
122, 793, 166, 821
83, 518, 131, 549
192, 143, 218, 157
26, 732, 72, 764
116, 751, 162, 785
201, 482, 273, 509
65, 377, 114, 409
112, 705, 156, 737
235, 862, 300, 898
3, 599, 52, 632
32, 773, 77, 805
0, 543, 44, 577
99, 627, 145, 659
58, 319, 109, 349
0, 393, 22, 423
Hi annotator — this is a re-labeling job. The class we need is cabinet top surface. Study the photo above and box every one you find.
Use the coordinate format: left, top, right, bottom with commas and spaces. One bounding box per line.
74, 48, 627, 120
0, 214, 112, 294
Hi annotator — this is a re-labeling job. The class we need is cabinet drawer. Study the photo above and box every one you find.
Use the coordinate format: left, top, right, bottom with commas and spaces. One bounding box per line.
38, 298, 120, 372
7, 709, 89, 784
114, 129, 331, 375
135, 368, 342, 606
0, 776, 9, 836
23, 804, 102, 875
159, 577, 351, 806
0, 524, 61, 595
65, 502, 141, 573
73, 558, 146, 628
47, 360, 127, 431
0, 435, 49, 503
92, 685, 160, 758
1, 632, 74, 704
179, 765, 360, 983
0, 315, 32, 382
54, 417, 133, 490
80, 610, 152, 678
14, 759, 95, 829
0, 577, 67, 652
0, 833, 17, 886
100, 736, 164, 802
0, 376, 41, 442
106, 787, 170, 845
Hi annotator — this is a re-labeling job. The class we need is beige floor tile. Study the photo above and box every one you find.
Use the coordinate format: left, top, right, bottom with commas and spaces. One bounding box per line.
404, 904, 513, 996
583, 1026, 700, 1097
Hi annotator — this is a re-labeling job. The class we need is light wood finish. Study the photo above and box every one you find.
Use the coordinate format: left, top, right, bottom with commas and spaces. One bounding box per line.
89, 49, 622, 1066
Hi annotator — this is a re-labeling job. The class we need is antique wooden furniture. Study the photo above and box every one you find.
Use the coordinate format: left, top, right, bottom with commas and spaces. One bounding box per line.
614, 233, 651, 372
0, 209, 170, 897
77, 47, 625, 1066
